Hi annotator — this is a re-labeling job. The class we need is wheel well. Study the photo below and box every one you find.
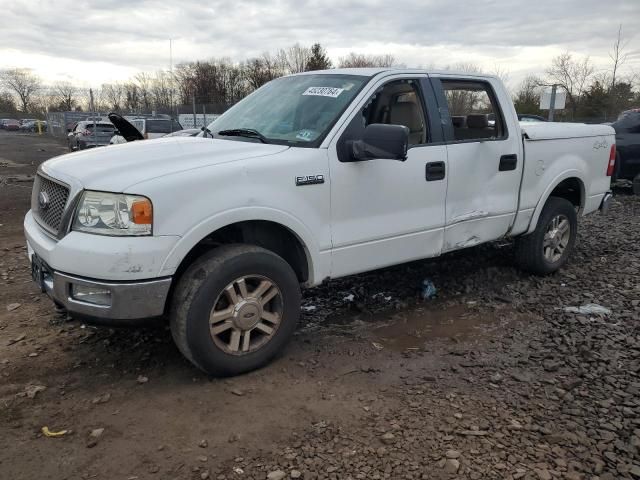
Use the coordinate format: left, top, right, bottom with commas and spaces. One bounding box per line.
549, 177, 584, 209
174, 221, 310, 285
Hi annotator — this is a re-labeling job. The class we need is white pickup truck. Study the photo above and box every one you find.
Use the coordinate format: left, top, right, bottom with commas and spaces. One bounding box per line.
25, 68, 614, 375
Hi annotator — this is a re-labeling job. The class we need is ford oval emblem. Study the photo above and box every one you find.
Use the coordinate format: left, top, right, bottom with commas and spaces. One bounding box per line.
38, 191, 50, 210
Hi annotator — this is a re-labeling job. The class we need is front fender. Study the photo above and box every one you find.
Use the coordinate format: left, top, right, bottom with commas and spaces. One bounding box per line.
159, 207, 326, 286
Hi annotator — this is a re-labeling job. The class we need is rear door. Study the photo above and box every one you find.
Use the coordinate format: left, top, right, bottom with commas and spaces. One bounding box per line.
430, 75, 523, 251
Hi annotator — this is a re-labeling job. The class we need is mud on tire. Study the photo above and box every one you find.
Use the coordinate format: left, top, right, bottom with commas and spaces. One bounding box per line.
170, 244, 301, 376
514, 196, 578, 275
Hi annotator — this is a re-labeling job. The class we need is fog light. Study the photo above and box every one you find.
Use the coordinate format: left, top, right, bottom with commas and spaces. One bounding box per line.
71, 284, 112, 306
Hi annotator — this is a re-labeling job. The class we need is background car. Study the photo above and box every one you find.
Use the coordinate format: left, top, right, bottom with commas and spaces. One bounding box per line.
611, 108, 640, 192
67, 120, 116, 151
109, 116, 182, 144
19, 118, 38, 130
518, 114, 547, 123
3, 118, 20, 132
20, 119, 47, 132
1, 119, 21, 131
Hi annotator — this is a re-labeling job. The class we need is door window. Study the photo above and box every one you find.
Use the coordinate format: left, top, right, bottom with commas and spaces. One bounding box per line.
441, 80, 506, 141
361, 79, 429, 145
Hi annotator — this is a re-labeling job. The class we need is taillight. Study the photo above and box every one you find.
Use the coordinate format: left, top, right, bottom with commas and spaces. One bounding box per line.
606, 144, 616, 176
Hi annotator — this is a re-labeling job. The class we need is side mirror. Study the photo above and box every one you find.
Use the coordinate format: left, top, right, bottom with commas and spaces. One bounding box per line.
351, 124, 409, 161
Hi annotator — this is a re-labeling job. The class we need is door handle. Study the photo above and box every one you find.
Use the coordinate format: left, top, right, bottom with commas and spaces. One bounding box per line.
425, 161, 446, 181
499, 154, 518, 171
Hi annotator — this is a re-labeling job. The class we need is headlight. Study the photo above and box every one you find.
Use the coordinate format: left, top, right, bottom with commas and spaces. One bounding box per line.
72, 191, 152, 236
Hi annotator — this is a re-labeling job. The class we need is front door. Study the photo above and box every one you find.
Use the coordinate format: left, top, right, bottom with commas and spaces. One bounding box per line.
328, 75, 448, 278
430, 76, 523, 251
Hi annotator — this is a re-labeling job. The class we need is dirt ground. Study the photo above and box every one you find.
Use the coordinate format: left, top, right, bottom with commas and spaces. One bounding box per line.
1, 130, 639, 480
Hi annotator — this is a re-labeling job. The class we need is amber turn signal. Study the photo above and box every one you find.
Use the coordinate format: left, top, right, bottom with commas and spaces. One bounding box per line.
131, 198, 152, 225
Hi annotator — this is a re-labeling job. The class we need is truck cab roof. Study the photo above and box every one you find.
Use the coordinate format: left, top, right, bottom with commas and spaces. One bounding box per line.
292, 67, 500, 81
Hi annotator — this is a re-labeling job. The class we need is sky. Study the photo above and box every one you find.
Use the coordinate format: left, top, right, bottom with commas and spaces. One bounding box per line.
1, 0, 639, 90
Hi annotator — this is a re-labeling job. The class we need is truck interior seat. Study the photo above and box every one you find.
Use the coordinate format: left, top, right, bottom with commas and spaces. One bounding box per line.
453, 114, 495, 140
451, 116, 466, 128
389, 102, 424, 145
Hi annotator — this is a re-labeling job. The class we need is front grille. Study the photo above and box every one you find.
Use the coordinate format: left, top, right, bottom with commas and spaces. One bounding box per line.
32, 174, 70, 235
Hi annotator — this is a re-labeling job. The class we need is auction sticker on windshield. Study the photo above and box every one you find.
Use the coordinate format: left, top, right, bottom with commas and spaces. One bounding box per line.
302, 87, 344, 98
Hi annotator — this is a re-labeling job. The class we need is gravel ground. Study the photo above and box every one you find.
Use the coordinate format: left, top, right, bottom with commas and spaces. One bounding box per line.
0, 131, 639, 480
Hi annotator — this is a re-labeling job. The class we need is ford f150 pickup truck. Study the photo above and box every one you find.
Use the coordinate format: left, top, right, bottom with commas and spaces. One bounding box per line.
25, 68, 615, 375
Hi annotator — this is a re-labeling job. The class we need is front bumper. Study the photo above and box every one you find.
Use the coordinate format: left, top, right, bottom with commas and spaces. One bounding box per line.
25, 209, 178, 322
599, 191, 613, 215
32, 253, 171, 320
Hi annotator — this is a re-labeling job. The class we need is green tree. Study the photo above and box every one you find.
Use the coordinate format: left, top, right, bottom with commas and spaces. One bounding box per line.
306, 43, 332, 71
579, 80, 609, 119
513, 76, 543, 116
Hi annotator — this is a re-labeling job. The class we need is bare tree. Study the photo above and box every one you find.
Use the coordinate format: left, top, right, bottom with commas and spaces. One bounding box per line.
123, 82, 141, 112
52, 81, 78, 111
0, 68, 42, 112
546, 52, 594, 117
445, 62, 483, 74
134, 72, 153, 110
150, 71, 173, 110
278, 43, 311, 74
101, 83, 125, 111
243, 52, 285, 90
490, 64, 511, 89
610, 24, 629, 91
338, 53, 395, 68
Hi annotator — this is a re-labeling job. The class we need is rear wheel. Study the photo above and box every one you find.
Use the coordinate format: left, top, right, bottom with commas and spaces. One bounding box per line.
170, 244, 301, 376
515, 197, 577, 275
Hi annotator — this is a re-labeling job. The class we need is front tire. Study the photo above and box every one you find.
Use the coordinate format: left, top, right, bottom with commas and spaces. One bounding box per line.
515, 197, 577, 275
170, 244, 301, 376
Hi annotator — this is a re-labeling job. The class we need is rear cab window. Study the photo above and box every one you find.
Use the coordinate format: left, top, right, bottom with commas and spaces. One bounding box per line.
439, 80, 507, 142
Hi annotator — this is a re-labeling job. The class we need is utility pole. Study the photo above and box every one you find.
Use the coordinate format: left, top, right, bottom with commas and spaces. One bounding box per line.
192, 93, 196, 128
548, 84, 557, 122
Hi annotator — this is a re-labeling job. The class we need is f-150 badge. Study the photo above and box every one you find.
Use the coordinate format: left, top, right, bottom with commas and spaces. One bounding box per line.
296, 175, 325, 186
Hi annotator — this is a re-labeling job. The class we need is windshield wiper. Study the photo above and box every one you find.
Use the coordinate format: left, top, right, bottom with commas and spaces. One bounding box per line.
201, 126, 213, 138
217, 128, 269, 144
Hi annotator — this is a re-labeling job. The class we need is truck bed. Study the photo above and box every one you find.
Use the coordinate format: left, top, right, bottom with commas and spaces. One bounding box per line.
513, 122, 614, 235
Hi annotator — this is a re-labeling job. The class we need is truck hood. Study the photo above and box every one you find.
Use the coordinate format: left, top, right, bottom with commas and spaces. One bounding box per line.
41, 137, 289, 192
